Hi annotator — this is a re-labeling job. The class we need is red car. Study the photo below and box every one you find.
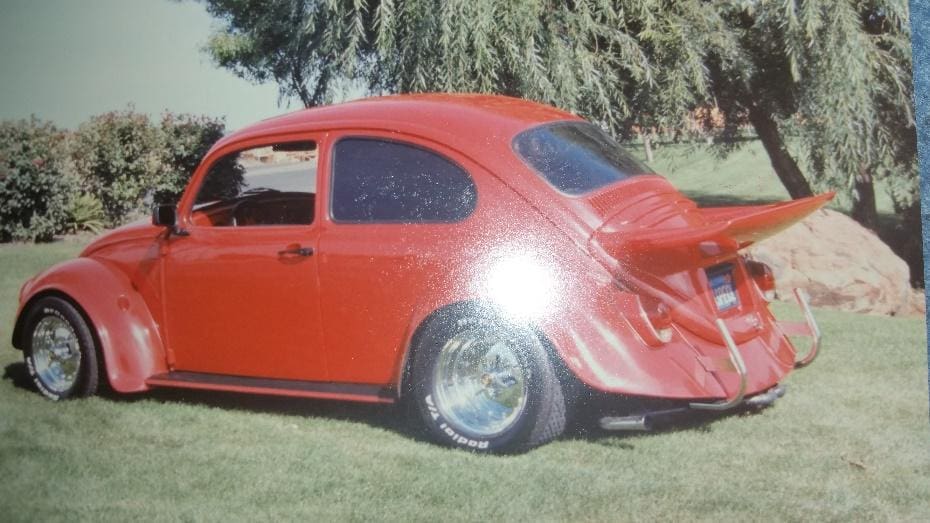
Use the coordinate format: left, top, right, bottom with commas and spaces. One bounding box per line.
12, 94, 830, 452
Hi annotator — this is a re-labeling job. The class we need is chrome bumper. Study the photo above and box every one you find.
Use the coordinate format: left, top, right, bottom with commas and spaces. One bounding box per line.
784, 288, 822, 369
600, 288, 821, 430
689, 287, 821, 411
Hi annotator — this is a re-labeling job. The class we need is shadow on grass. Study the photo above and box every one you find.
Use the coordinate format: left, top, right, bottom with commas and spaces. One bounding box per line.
559, 390, 772, 449
2, 361, 422, 442
3, 361, 765, 452
3, 361, 35, 391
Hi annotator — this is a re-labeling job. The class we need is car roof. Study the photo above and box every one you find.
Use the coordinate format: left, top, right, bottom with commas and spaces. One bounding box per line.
214, 93, 582, 155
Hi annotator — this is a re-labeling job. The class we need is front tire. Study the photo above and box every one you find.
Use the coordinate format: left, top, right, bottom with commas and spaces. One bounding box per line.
408, 312, 566, 452
22, 296, 100, 400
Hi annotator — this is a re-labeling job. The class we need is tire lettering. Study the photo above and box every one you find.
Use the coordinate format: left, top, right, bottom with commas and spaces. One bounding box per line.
436, 418, 489, 449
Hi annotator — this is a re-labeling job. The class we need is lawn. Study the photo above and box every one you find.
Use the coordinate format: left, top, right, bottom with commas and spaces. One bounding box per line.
0, 144, 928, 521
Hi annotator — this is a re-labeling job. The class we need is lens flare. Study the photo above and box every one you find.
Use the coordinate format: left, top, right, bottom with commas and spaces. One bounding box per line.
483, 253, 556, 319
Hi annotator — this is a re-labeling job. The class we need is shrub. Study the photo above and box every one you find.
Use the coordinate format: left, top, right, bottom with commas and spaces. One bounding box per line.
0, 109, 226, 241
155, 113, 226, 204
71, 109, 227, 226
70, 110, 162, 226
0, 118, 75, 242
65, 193, 106, 235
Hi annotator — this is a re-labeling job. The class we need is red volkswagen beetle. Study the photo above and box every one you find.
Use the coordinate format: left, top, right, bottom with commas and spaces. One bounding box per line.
12, 94, 830, 452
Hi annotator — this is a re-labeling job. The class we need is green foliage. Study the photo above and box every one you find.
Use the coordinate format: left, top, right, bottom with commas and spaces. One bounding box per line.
715, 0, 916, 202
155, 113, 227, 205
70, 109, 227, 227
70, 110, 163, 226
0, 110, 225, 241
201, 0, 918, 225
0, 118, 76, 242
203, 0, 349, 107
65, 193, 105, 235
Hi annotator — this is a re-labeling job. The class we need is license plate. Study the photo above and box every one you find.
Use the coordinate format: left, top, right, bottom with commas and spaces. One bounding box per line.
707, 265, 739, 312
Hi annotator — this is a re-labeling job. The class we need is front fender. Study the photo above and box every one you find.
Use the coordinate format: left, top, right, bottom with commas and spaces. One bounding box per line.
13, 257, 167, 392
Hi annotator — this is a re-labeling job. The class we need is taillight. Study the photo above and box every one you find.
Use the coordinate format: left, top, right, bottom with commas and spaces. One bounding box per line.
746, 260, 776, 301
637, 294, 673, 344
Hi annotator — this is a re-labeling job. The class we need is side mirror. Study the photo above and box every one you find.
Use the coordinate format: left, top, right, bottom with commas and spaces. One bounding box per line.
152, 204, 177, 227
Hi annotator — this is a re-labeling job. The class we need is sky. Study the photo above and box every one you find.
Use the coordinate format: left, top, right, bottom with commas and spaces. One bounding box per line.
0, 0, 300, 131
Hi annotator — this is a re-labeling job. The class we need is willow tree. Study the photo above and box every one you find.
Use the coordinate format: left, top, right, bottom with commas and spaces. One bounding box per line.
709, 0, 915, 230
202, 0, 916, 233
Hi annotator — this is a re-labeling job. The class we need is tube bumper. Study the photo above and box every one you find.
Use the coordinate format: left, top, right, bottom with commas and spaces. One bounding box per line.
690, 287, 821, 410
598, 287, 822, 430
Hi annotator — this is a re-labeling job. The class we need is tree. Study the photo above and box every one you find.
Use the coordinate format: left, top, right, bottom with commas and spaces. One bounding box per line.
201, 0, 916, 234
708, 0, 915, 231
203, 0, 354, 107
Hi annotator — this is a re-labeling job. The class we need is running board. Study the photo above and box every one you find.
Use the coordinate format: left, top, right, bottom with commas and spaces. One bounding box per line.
146, 371, 395, 404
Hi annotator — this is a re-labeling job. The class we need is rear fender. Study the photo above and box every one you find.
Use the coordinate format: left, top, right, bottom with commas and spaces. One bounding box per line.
13, 258, 167, 392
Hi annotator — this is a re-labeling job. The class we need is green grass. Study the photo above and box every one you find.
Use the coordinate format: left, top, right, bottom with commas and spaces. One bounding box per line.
1, 244, 928, 521
1, 148, 928, 520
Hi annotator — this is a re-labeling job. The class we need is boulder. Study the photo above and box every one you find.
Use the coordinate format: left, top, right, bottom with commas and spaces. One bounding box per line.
746, 209, 924, 316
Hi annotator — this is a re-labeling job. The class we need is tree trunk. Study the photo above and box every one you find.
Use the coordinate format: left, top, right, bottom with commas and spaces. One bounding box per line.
851, 163, 878, 230
746, 103, 814, 199
642, 131, 654, 163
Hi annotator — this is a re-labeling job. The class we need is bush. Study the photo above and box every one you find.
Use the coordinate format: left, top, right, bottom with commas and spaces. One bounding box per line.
65, 193, 105, 235
70, 109, 227, 226
0, 118, 75, 242
0, 110, 226, 243
155, 113, 226, 204
70, 110, 162, 227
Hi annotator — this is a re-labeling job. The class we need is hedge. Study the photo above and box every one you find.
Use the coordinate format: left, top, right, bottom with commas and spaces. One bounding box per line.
0, 110, 226, 241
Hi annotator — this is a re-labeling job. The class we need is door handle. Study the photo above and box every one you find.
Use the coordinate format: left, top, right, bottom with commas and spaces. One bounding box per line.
278, 244, 314, 257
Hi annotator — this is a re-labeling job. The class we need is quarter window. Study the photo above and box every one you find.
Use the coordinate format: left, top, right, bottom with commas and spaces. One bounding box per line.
331, 138, 477, 223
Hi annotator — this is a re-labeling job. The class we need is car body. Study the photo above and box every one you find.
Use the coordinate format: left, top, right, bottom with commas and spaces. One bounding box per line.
12, 94, 830, 451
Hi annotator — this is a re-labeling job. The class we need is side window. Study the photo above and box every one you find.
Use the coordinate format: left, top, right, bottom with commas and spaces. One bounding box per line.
331, 138, 477, 223
193, 141, 317, 227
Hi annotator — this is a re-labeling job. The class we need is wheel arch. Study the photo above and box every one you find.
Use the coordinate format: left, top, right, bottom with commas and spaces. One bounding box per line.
13, 258, 168, 393
394, 300, 570, 399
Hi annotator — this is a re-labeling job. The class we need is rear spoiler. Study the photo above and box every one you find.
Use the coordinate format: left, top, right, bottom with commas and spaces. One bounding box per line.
696, 192, 835, 244
592, 192, 834, 274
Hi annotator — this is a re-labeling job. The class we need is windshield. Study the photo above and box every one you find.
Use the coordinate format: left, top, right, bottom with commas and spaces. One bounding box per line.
512, 122, 653, 195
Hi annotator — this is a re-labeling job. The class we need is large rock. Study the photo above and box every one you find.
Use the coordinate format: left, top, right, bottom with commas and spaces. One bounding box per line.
746, 209, 924, 316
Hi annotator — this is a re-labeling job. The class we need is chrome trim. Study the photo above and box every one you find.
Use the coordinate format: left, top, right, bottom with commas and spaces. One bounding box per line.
744, 384, 787, 408
792, 288, 821, 369
431, 329, 530, 438
689, 318, 748, 411
599, 415, 651, 431
599, 407, 690, 431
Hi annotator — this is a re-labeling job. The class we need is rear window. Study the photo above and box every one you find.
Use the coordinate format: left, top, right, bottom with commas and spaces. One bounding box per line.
512, 122, 653, 195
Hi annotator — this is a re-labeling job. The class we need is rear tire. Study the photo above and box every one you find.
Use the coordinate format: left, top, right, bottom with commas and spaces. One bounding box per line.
22, 296, 100, 400
407, 311, 566, 452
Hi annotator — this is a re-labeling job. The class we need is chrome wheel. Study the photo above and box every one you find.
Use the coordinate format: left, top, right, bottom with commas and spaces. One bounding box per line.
30, 315, 82, 394
432, 328, 529, 438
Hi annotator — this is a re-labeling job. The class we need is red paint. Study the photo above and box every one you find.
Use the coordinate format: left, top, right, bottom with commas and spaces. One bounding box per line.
13, 94, 831, 402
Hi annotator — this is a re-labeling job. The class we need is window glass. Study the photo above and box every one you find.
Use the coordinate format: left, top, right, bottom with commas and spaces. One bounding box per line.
513, 122, 654, 195
331, 138, 477, 223
194, 141, 316, 226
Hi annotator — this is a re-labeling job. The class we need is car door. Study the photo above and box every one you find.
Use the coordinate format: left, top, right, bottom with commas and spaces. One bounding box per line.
162, 136, 329, 381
